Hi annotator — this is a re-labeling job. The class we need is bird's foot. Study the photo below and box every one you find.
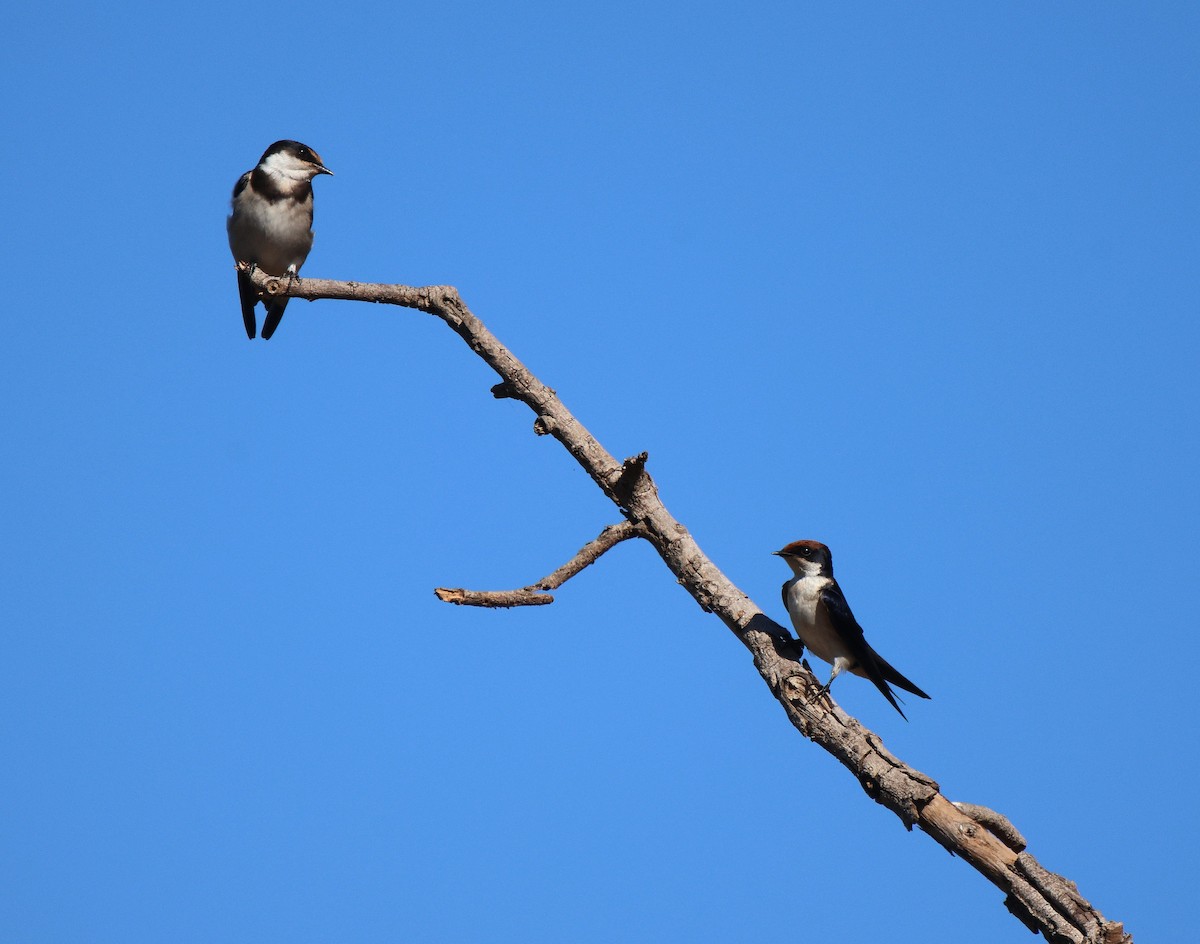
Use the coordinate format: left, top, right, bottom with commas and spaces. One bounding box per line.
807, 677, 835, 710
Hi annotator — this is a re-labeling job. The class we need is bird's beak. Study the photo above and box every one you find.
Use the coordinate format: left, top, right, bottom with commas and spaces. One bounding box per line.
772, 550, 783, 557
316, 164, 334, 176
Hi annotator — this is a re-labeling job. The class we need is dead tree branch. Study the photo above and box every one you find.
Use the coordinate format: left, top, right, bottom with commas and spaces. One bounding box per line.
243, 265, 1131, 944
434, 521, 647, 607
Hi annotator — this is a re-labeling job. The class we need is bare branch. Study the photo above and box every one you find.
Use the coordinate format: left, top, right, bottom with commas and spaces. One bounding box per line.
433, 521, 647, 608
535, 521, 647, 590
243, 265, 1132, 944
433, 587, 553, 608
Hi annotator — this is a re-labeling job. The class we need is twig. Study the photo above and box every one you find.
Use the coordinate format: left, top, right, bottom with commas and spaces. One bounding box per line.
434, 521, 646, 607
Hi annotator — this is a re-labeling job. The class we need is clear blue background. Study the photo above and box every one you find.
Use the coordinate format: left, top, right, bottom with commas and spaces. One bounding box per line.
2, 3, 1194, 941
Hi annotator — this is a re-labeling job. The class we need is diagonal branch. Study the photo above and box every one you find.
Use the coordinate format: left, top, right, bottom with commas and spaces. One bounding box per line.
243, 266, 1131, 944
434, 520, 647, 607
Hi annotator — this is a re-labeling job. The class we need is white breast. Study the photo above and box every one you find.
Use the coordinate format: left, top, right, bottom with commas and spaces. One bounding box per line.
228, 187, 315, 275
784, 576, 850, 667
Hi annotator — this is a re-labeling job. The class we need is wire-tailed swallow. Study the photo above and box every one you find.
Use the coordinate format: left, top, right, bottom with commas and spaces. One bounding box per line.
776, 539, 930, 719
226, 140, 333, 339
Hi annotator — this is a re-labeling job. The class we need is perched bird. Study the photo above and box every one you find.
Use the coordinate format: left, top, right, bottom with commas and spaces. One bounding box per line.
775, 540, 930, 719
226, 140, 333, 339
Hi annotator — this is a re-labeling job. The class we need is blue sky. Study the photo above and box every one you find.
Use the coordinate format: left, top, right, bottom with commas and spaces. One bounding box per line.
2, 2, 1195, 940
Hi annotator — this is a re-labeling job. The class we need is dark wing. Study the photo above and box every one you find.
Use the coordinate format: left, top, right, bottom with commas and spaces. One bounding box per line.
230, 172, 257, 338
819, 581, 910, 719
236, 269, 258, 339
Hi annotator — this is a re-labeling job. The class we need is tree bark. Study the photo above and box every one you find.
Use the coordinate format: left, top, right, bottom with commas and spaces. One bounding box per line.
243, 266, 1131, 944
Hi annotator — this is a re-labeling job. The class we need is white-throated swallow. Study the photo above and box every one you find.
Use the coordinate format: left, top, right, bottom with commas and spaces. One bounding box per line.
776, 539, 930, 719
226, 140, 333, 339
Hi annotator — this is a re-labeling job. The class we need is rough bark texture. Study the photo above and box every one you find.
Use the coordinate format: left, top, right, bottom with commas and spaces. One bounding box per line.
244, 266, 1132, 944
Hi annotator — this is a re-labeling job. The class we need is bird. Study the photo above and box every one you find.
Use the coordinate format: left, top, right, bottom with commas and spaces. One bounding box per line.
775, 539, 930, 719
226, 140, 333, 339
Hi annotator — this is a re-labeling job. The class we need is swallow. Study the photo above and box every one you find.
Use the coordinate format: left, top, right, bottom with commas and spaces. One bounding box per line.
776, 539, 930, 719
226, 140, 333, 339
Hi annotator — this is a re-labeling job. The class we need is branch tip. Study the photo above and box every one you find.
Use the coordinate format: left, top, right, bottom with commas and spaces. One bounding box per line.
434, 587, 554, 608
